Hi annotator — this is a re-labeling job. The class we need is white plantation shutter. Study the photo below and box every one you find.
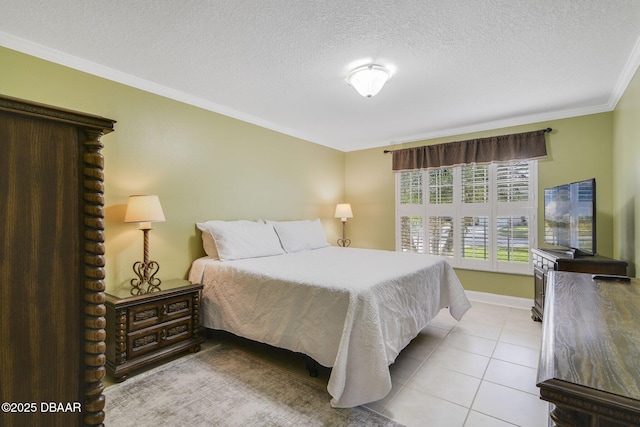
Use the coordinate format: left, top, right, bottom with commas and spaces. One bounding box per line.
398, 171, 425, 253
497, 162, 530, 202
400, 171, 422, 205
428, 169, 453, 204
496, 216, 530, 263
462, 216, 489, 260
396, 160, 537, 274
428, 216, 454, 257
400, 216, 424, 253
462, 165, 489, 204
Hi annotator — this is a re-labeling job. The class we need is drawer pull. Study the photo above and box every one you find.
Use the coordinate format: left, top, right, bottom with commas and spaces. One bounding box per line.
134, 308, 157, 322
168, 301, 189, 313
161, 330, 166, 340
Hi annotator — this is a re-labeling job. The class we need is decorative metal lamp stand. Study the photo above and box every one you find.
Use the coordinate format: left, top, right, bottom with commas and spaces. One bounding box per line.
335, 203, 353, 247
124, 195, 166, 295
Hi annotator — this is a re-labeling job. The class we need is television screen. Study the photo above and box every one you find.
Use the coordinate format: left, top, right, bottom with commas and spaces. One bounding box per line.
544, 178, 596, 255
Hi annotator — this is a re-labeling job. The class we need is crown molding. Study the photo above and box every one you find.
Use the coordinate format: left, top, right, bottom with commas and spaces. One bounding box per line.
357, 103, 613, 152
608, 33, 640, 110
3, 29, 639, 154
0, 31, 327, 148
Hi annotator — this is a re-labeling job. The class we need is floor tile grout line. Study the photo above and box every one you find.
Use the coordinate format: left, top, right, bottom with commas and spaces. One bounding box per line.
379, 317, 458, 415
463, 307, 517, 427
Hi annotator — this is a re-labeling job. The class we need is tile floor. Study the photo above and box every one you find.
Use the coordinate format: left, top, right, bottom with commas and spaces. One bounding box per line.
211, 300, 549, 427
105, 300, 550, 426
367, 301, 549, 427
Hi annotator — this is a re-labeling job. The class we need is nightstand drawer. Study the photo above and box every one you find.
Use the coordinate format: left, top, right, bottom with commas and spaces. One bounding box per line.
128, 317, 193, 358
105, 281, 204, 382
128, 294, 194, 332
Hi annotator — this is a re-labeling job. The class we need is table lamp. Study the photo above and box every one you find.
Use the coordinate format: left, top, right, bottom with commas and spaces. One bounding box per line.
124, 195, 166, 295
335, 203, 353, 247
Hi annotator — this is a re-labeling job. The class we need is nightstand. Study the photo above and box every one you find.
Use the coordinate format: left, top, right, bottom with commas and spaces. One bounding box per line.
105, 279, 205, 382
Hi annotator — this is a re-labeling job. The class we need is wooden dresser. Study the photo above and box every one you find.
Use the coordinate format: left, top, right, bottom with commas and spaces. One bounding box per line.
105, 280, 204, 382
538, 271, 640, 426
531, 248, 627, 321
0, 95, 115, 426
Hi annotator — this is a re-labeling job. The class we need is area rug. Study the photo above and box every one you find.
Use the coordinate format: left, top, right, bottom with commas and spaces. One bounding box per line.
103, 343, 404, 426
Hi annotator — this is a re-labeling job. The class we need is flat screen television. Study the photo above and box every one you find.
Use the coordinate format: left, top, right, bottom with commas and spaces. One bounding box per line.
543, 178, 596, 256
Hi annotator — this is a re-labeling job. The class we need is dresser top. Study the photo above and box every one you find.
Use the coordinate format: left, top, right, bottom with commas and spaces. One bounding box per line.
105, 279, 201, 303
539, 271, 640, 402
532, 247, 628, 266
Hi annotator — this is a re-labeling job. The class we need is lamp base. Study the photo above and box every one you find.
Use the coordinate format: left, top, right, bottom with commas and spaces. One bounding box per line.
130, 260, 162, 295
337, 238, 351, 247
337, 220, 351, 247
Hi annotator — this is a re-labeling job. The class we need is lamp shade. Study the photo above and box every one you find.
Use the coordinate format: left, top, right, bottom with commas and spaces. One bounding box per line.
347, 64, 391, 98
335, 203, 353, 221
124, 195, 166, 226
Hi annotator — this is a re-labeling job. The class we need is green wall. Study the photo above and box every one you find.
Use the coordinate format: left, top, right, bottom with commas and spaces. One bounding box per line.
345, 113, 616, 298
613, 66, 640, 276
2, 44, 636, 300
0, 46, 345, 292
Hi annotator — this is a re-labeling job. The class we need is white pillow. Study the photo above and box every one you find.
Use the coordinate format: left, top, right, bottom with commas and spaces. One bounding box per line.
196, 222, 220, 259
197, 220, 284, 261
266, 219, 329, 253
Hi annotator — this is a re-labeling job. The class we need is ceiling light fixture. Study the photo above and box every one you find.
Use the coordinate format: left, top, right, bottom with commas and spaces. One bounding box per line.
347, 64, 391, 98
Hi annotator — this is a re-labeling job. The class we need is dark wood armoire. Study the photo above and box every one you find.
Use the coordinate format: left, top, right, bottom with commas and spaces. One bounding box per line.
0, 95, 115, 426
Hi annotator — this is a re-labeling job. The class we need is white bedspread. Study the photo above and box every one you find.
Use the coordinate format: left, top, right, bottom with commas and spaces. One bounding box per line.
189, 246, 470, 408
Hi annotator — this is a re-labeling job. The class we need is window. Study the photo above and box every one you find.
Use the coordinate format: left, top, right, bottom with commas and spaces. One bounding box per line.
396, 161, 537, 274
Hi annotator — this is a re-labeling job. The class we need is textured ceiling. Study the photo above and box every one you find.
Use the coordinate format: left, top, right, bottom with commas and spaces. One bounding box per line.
1, 1, 639, 151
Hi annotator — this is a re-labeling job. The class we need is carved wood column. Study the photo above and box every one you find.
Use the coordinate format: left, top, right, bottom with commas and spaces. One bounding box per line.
82, 128, 108, 426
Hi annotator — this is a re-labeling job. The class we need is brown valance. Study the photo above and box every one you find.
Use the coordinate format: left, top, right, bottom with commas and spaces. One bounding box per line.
391, 129, 549, 172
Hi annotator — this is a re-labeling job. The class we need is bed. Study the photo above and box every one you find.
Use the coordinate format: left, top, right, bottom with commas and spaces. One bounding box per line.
189, 219, 471, 408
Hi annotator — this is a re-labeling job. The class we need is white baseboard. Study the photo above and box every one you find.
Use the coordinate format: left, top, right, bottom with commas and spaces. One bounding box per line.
465, 290, 532, 310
